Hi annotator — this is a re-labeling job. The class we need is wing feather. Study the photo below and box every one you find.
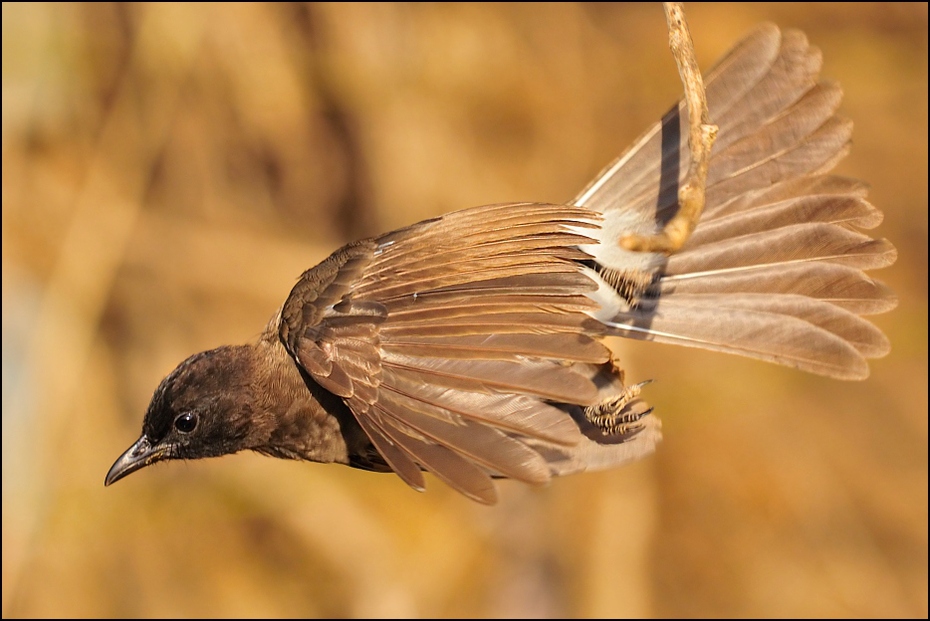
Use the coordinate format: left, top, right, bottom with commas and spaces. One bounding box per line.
279, 202, 629, 498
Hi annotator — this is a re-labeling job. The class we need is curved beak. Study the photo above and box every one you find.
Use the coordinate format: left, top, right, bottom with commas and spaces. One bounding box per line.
104, 435, 168, 486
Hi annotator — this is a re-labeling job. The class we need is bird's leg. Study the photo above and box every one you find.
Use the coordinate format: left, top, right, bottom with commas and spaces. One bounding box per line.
583, 359, 654, 436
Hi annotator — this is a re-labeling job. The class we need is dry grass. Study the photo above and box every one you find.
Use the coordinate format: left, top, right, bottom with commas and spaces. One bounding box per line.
3, 3, 926, 617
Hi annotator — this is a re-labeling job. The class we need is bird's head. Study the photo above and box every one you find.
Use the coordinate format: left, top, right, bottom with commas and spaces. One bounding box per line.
105, 345, 258, 486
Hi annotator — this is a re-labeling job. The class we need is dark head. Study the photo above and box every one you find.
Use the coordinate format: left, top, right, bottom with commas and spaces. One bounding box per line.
105, 345, 259, 486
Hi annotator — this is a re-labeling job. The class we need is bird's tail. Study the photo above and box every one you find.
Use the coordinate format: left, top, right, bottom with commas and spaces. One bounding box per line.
574, 24, 897, 380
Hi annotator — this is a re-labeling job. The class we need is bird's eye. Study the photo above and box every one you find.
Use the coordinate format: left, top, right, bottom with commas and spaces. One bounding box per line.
174, 412, 197, 433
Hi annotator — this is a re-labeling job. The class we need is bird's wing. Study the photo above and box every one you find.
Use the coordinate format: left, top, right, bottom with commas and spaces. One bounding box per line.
279, 202, 636, 503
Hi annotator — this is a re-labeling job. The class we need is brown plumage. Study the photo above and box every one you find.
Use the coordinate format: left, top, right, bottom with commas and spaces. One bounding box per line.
105, 25, 896, 504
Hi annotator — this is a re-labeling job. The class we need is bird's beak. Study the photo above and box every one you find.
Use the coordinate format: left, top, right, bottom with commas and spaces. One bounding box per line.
104, 435, 168, 486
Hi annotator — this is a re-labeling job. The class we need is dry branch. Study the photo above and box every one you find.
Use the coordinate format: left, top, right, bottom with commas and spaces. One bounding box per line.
620, 2, 718, 254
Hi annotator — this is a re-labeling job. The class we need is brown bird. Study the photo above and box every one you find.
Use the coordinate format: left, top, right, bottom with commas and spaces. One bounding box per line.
105, 25, 896, 504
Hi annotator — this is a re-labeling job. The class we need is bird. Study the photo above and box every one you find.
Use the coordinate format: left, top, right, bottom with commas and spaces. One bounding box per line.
105, 24, 896, 504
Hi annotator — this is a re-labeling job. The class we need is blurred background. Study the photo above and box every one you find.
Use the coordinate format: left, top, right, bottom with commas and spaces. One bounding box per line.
2, 2, 926, 617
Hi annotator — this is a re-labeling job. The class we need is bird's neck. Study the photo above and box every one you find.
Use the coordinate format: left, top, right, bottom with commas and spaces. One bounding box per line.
246, 336, 355, 465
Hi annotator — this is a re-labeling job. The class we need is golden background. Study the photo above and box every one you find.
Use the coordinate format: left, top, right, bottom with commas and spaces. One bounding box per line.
3, 3, 926, 617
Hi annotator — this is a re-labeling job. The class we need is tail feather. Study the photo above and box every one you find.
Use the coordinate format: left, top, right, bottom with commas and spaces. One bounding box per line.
574, 24, 896, 380
661, 262, 896, 316
667, 223, 896, 274
692, 191, 882, 245
602, 294, 881, 379
707, 175, 874, 222
706, 82, 844, 184
711, 29, 823, 151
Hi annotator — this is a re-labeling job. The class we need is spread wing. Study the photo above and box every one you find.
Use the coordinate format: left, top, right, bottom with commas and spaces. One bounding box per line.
278, 202, 633, 503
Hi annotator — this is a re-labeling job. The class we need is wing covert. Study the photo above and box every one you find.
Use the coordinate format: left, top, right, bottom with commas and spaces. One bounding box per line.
279, 203, 619, 501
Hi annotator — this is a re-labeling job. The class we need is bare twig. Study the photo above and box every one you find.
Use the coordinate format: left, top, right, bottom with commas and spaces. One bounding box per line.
620, 2, 718, 254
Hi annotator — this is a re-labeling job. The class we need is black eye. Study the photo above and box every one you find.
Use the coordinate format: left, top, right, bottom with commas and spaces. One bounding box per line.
174, 412, 197, 433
